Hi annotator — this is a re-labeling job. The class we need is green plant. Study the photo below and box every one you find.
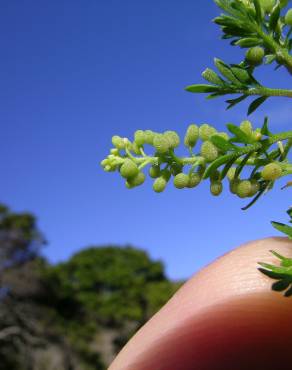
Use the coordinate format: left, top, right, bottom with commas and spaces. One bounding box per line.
101, 0, 292, 295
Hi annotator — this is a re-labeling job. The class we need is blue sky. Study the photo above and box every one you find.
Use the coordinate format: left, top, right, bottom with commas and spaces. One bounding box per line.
1, 0, 291, 280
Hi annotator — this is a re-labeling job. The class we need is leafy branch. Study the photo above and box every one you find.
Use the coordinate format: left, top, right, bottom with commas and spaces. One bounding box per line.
101, 119, 292, 209
185, 58, 292, 114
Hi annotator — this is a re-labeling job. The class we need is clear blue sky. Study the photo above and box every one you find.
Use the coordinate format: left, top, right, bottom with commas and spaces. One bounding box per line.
1, 0, 291, 280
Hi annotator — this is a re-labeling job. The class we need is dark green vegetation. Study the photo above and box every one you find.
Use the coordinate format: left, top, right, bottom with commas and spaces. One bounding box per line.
0, 204, 181, 369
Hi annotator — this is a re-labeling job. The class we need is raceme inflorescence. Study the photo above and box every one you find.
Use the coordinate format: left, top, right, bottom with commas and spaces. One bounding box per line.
101, 0, 292, 295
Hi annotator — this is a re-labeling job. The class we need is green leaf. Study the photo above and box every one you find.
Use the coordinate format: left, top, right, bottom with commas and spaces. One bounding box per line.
214, 58, 243, 86
209, 135, 236, 152
220, 157, 238, 180
271, 221, 292, 239
234, 37, 262, 47
269, 4, 281, 32
184, 84, 220, 93
265, 54, 276, 64
226, 94, 248, 110
203, 153, 238, 179
226, 123, 253, 144
252, 0, 263, 23
260, 116, 272, 136
247, 96, 268, 115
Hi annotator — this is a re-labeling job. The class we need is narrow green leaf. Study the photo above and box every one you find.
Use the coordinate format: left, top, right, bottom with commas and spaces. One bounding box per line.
261, 116, 272, 136
269, 4, 281, 32
185, 84, 220, 93
227, 123, 253, 143
214, 58, 243, 86
203, 153, 238, 179
226, 94, 248, 110
271, 221, 292, 239
265, 54, 276, 64
234, 37, 262, 47
220, 157, 238, 180
252, 0, 263, 23
210, 135, 236, 152
247, 96, 268, 115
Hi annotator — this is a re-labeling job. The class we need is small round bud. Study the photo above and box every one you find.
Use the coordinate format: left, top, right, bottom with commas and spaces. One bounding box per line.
236, 180, 252, 198
260, 0, 275, 13
184, 124, 199, 147
120, 159, 139, 179
227, 167, 237, 181
153, 134, 170, 153
134, 130, 146, 146
261, 163, 282, 181
110, 148, 120, 155
101, 159, 109, 167
199, 124, 217, 141
149, 165, 161, 178
284, 9, 292, 26
112, 135, 125, 150
153, 177, 167, 193
210, 181, 223, 196
201, 141, 219, 162
252, 128, 262, 141
240, 120, 253, 136
230, 179, 240, 194
245, 47, 265, 66
174, 173, 189, 189
144, 130, 155, 145
188, 173, 201, 188
164, 131, 180, 148
217, 132, 229, 141
128, 172, 146, 187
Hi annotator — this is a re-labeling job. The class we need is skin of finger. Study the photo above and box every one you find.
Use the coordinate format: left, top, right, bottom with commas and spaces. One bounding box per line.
109, 237, 292, 370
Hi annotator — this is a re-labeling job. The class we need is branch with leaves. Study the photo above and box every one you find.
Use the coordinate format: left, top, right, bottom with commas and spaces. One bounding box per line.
101, 0, 292, 296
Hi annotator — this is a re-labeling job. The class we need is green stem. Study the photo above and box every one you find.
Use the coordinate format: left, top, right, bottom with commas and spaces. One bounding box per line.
233, 86, 292, 98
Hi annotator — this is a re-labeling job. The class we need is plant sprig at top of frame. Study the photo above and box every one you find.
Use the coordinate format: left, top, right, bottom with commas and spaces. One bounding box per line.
101, 0, 292, 296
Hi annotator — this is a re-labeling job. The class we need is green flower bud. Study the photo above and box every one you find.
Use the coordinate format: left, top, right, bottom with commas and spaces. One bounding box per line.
144, 130, 155, 145
199, 124, 217, 141
230, 179, 240, 194
249, 179, 260, 196
227, 167, 237, 181
149, 165, 161, 178
153, 177, 167, 193
245, 47, 265, 66
174, 173, 189, 189
230, 67, 251, 84
260, 0, 275, 13
164, 131, 180, 148
120, 159, 139, 179
236, 180, 252, 198
284, 9, 292, 26
261, 163, 282, 180
127, 172, 146, 187
201, 141, 219, 162
112, 135, 125, 150
252, 128, 262, 141
217, 132, 230, 141
202, 68, 223, 85
134, 130, 146, 146
240, 120, 253, 136
210, 181, 223, 196
153, 134, 170, 153
101, 159, 109, 167
188, 173, 201, 188
184, 124, 199, 147
110, 148, 120, 155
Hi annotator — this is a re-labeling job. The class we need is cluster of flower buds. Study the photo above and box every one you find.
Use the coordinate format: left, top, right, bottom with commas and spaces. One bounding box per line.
101, 119, 288, 204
